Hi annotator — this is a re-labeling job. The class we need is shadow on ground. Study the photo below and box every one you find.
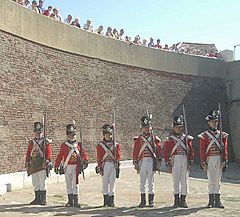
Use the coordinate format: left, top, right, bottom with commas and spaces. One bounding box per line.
0, 203, 208, 217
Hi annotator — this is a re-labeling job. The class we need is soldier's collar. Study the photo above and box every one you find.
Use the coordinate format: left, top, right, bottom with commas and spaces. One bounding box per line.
209, 127, 218, 132
173, 132, 181, 136
103, 138, 112, 142
67, 139, 76, 144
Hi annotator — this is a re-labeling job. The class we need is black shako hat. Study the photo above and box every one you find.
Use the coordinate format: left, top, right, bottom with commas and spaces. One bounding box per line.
102, 124, 113, 134
140, 114, 152, 128
173, 115, 184, 127
66, 124, 76, 135
205, 110, 219, 121
34, 122, 43, 132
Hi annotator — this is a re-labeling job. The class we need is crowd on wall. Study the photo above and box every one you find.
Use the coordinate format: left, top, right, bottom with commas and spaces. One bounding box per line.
13, 0, 221, 59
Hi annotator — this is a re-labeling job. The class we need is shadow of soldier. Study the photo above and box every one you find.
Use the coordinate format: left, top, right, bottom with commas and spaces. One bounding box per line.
0, 203, 208, 216
68, 205, 208, 217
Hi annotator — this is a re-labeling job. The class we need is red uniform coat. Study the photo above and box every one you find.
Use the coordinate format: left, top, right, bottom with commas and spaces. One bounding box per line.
96, 141, 120, 167
163, 134, 194, 163
199, 130, 228, 163
26, 138, 52, 164
54, 141, 88, 168
132, 134, 161, 161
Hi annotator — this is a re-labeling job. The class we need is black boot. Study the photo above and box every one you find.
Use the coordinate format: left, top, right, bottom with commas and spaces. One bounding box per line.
73, 194, 81, 208
173, 194, 180, 208
108, 195, 115, 207
103, 195, 109, 207
179, 195, 188, 208
207, 194, 214, 208
65, 194, 74, 207
214, 194, 224, 208
138, 193, 146, 208
29, 191, 41, 205
148, 194, 154, 207
40, 191, 47, 205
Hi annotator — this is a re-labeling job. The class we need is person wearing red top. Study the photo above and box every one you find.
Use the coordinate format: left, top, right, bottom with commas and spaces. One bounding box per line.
154, 39, 162, 49
133, 114, 162, 208
164, 115, 194, 208
25, 121, 52, 205
96, 124, 120, 207
43, 6, 52, 16
198, 110, 228, 209
54, 124, 88, 207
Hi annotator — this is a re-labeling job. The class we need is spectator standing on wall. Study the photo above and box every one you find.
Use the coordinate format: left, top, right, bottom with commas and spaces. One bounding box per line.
52, 8, 62, 21
24, 0, 30, 8
29, 1, 39, 13
154, 39, 162, 49
106, 27, 113, 37
64, 14, 73, 24
142, 39, 147, 46
83, 19, 93, 32
43, 6, 52, 16
71, 17, 81, 28
119, 29, 124, 40
133, 35, 142, 45
125, 36, 132, 43
37, 0, 45, 13
148, 37, 154, 48
94, 25, 104, 35
113, 28, 119, 39
163, 44, 169, 50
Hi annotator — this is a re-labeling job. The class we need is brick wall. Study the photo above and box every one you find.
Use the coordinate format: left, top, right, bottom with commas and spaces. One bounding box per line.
0, 30, 228, 174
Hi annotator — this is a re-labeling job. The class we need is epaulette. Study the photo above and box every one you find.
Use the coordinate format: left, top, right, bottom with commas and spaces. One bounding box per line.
46, 138, 52, 143
28, 139, 33, 144
133, 136, 138, 141
187, 135, 194, 140
163, 137, 170, 143
155, 135, 161, 142
222, 132, 229, 138
198, 132, 205, 139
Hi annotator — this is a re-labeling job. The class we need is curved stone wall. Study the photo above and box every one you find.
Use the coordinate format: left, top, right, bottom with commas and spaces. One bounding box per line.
0, 0, 233, 173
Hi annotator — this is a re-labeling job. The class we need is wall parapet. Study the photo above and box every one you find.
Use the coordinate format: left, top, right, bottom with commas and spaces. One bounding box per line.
1, 0, 226, 79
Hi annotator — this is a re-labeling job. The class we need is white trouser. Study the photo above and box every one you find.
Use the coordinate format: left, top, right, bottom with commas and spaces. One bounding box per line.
102, 161, 116, 196
32, 169, 47, 191
65, 164, 79, 195
207, 156, 222, 194
139, 157, 155, 194
172, 155, 189, 195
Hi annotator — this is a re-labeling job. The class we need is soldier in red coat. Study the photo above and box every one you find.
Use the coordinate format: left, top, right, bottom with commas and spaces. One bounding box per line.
164, 115, 194, 208
132, 114, 162, 208
198, 110, 228, 208
25, 121, 52, 205
54, 124, 88, 207
96, 124, 120, 207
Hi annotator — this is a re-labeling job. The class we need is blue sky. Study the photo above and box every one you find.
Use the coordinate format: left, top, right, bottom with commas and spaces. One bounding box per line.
42, 0, 239, 53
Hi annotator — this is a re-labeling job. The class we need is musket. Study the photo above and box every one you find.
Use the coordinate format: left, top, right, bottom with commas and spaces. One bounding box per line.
182, 105, 190, 170
42, 110, 47, 169
218, 102, 224, 150
42, 109, 51, 177
79, 123, 85, 180
182, 105, 188, 149
145, 108, 160, 174
112, 110, 120, 178
218, 102, 228, 172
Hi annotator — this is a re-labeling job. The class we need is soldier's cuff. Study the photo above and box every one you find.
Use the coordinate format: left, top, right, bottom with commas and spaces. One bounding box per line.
133, 160, 138, 165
